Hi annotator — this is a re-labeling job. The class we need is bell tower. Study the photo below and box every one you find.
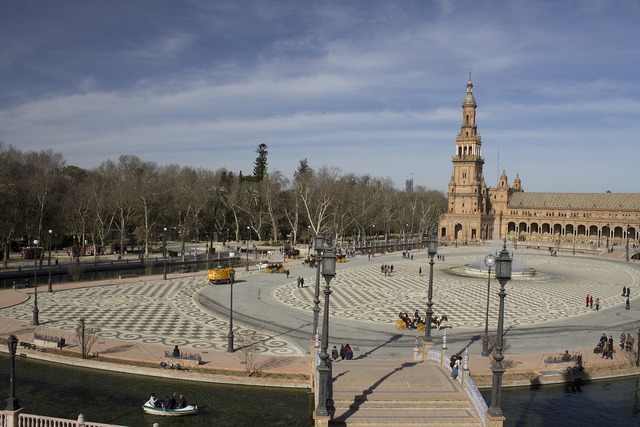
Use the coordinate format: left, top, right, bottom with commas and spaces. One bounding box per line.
439, 76, 493, 242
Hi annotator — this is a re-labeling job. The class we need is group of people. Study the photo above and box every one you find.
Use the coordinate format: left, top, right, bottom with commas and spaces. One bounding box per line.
399, 310, 423, 328
147, 393, 188, 410
401, 251, 413, 260
585, 294, 600, 311
380, 264, 394, 276
594, 333, 615, 359
620, 333, 635, 351
622, 286, 631, 310
296, 276, 305, 288
331, 344, 354, 361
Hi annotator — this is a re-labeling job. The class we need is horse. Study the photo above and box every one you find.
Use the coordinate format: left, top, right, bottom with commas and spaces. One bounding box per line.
430, 315, 449, 330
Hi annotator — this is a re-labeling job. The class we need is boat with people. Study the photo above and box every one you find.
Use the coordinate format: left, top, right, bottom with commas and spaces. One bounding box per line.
143, 393, 198, 416
142, 401, 198, 416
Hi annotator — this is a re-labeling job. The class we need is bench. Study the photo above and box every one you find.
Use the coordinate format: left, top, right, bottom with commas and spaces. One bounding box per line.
119, 274, 138, 279
33, 334, 66, 349
162, 351, 202, 368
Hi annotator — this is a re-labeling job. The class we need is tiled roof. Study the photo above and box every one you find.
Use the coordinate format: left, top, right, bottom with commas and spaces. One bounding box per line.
508, 192, 640, 211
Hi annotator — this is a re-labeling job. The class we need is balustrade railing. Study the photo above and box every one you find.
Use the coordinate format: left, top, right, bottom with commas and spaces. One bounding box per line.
0, 412, 128, 427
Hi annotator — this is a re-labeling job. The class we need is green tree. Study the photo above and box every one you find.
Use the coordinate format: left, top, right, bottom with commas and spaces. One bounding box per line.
253, 143, 268, 181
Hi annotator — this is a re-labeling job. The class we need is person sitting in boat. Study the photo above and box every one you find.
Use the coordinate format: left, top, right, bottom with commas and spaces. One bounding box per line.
147, 393, 159, 407
164, 394, 175, 410
179, 394, 188, 409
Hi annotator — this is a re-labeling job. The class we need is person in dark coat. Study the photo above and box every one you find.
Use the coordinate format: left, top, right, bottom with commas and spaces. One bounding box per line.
339, 344, 346, 360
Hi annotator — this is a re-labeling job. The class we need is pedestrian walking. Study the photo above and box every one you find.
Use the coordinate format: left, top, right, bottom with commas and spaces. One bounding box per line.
419, 267, 422, 276
339, 344, 346, 360
300, 277, 304, 287
595, 297, 600, 311
589, 295, 593, 309
623, 286, 627, 297
626, 297, 630, 310
586, 294, 590, 308
627, 288, 631, 298
608, 335, 614, 359
331, 346, 339, 361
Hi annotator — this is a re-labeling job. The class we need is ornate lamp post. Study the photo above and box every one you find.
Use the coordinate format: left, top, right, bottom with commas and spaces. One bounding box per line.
162, 227, 167, 280
227, 269, 236, 352
312, 233, 325, 338
482, 253, 496, 356
32, 239, 40, 326
424, 235, 438, 343
47, 229, 53, 292
6, 334, 20, 410
315, 245, 336, 418
487, 241, 512, 420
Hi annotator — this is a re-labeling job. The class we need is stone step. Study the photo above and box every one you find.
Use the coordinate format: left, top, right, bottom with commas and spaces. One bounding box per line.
328, 358, 483, 426
329, 406, 483, 426
332, 398, 475, 409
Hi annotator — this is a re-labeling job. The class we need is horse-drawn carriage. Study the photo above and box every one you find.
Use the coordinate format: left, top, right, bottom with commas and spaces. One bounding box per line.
285, 248, 301, 259
265, 262, 285, 274
302, 254, 317, 268
395, 312, 448, 331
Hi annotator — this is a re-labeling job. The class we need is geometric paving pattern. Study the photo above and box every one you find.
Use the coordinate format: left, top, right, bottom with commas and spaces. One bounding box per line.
275, 249, 640, 330
3, 248, 638, 356
0, 276, 303, 356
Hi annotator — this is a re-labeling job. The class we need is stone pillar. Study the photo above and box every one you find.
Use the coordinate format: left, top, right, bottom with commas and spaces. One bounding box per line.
314, 415, 330, 427
461, 348, 469, 387
2, 409, 23, 427
485, 412, 506, 427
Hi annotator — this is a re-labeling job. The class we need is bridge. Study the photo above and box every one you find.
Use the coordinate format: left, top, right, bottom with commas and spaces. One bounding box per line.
312, 339, 491, 427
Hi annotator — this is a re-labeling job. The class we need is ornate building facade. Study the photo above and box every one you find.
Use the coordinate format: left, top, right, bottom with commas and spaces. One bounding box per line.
439, 78, 640, 249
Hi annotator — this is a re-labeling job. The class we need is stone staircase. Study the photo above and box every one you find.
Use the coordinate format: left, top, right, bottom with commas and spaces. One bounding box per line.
329, 359, 483, 427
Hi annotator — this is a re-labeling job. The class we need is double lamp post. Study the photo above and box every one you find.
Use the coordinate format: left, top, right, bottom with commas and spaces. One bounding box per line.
314, 237, 336, 418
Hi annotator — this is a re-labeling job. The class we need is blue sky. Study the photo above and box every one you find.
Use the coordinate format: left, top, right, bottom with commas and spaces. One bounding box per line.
1, 0, 639, 193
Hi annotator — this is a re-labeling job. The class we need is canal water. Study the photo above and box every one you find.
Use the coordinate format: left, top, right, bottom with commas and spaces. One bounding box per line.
1, 353, 639, 426
0, 354, 313, 426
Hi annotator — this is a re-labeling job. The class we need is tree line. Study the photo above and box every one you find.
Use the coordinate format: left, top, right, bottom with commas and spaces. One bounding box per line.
0, 142, 445, 266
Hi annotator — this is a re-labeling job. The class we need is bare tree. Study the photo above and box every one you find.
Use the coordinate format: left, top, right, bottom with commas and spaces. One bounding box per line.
75, 317, 101, 359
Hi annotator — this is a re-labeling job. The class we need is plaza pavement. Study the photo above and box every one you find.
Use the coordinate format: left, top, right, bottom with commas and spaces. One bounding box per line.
1, 244, 639, 388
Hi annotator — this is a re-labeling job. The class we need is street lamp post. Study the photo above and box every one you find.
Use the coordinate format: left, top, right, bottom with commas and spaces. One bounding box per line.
163, 227, 167, 280
626, 225, 630, 262
572, 228, 576, 256
424, 235, 438, 343
312, 233, 325, 338
487, 241, 513, 420
6, 334, 19, 410
227, 269, 236, 352
606, 223, 610, 249
32, 239, 40, 326
246, 226, 250, 271
47, 229, 53, 292
482, 254, 496, 356
315, 245, 336, 418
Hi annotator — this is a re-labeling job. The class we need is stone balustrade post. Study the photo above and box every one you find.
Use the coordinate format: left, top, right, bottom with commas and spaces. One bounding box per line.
77, 413, 86, 426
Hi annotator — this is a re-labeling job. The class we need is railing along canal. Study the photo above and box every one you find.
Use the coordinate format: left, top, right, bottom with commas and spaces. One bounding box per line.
0, 412, 130, 427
